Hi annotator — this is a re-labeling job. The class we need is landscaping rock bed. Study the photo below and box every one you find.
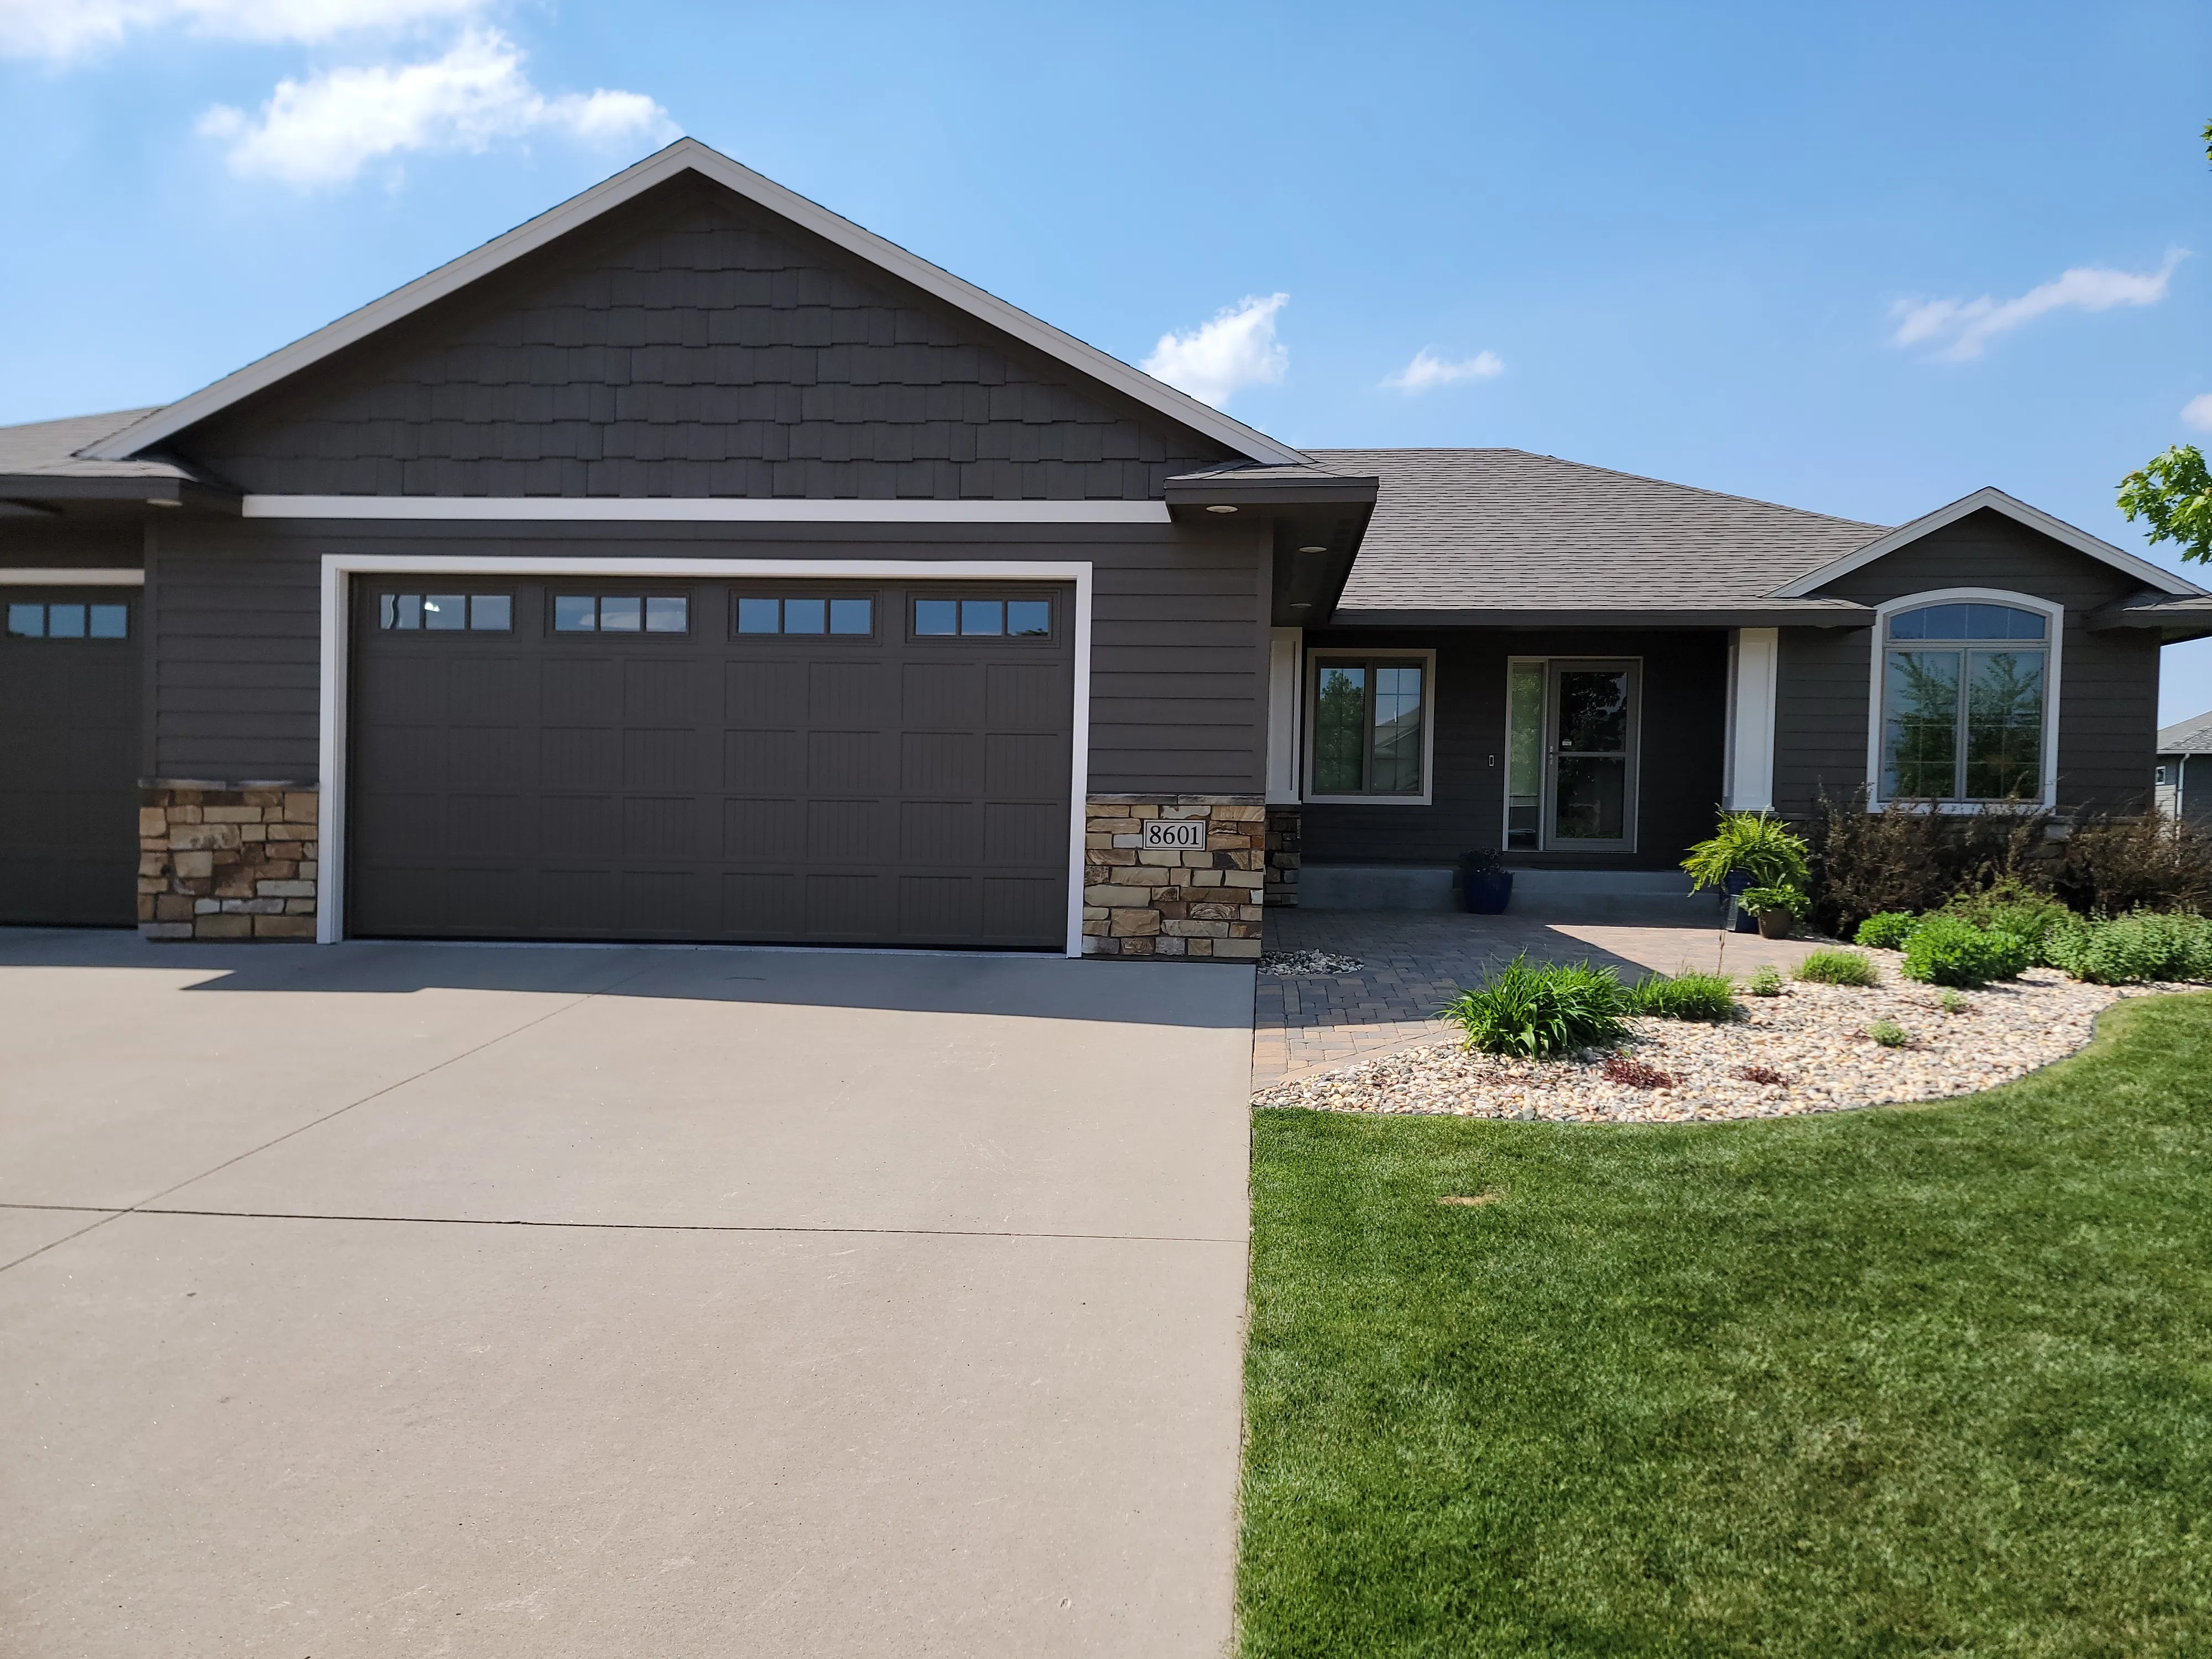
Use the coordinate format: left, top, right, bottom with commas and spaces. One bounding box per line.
1258, 950, 1365, 977
1253, 956, 2201, 1123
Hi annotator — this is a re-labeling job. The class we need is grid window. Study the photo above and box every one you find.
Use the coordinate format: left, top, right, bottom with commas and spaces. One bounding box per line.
1311, 657, 1428, 797
552, 594, 688, 634
1879, 601, 2051, 803
913, 596, 1051, 639
735, 595, 874, 636
7, 601, 129, 639
380, 592, 512, 632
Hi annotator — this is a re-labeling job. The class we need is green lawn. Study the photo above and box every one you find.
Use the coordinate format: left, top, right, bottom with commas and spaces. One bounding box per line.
1240, 993, 2212, 1658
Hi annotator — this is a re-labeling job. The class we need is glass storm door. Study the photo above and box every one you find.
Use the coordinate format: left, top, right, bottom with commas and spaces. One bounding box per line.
1543, 660, 1639, 851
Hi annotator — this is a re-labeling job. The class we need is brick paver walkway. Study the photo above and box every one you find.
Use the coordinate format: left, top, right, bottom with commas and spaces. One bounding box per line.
1253, 907, 1833, 1087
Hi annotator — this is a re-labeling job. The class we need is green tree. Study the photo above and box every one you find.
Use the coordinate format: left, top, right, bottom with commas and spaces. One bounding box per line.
2114, 119, 2212, 562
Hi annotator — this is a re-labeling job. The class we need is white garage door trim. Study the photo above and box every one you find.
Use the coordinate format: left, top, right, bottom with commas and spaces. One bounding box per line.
318, 554, 1094, 954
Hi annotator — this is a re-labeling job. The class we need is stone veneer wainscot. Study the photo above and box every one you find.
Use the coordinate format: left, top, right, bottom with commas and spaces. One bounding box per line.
139, 786, 318, 941
1082, 795, 1265, 960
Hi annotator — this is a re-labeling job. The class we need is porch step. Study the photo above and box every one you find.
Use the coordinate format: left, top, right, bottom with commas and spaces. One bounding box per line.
1298, 864, 1723, 920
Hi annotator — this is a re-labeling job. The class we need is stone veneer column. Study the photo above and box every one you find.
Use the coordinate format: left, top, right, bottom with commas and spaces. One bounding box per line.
1264, 805, 1302, 907
138, 786, 319, 941
1081, 795, 1265, 961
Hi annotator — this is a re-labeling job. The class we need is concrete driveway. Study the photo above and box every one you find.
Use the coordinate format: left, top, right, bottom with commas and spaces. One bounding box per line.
0, 930, 1254, 1658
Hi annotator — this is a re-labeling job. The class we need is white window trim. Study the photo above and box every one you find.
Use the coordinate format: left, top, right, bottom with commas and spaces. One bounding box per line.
0, 568, 145, 586
1301, 646, 1437, 807
317, 554, 1093, 955
1864, 586, 2063, 812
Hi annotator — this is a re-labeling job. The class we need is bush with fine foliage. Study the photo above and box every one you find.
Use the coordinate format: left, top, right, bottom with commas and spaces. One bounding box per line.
1793, 948, 1880, 987
1440, 955, 1627, 1057
1625, 971, 1742, 1021
1901, 916, 2032, 988
1854, 912, 1918, 950
1808, 790, 2052, 935
2054, 815, 2212, 916
2044, 910, 2212, 985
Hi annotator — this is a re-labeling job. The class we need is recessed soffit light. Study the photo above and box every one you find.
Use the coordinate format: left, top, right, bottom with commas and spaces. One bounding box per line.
1297, 544, 1327, 553
1204, 503, 1238, 514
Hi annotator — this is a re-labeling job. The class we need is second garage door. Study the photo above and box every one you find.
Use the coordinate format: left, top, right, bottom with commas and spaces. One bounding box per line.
349, 577, 1076, 948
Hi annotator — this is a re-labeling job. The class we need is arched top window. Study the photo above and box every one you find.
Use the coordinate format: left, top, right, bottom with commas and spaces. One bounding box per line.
1875, 592, 2057, 806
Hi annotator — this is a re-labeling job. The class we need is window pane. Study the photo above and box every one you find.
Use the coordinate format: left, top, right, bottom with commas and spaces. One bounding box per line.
554, 595, 596, 632
1556, 670, 1629, 754
1882, 649, 1961, 797
1556, 758, 1629, 840
1887, 608, 1927, 640
390, 593, 423, 629
47, 603, 86, 638
1006, 599, 1051, 637
830, 597, 872, 635
915, 598, 958, 636
422, 594, 466, 631
599, 597, 642, 632
379, 594, 399, 629
89, 603, 127, 639
7, 603, 43, 637
961, 599, 1003, 635
1964, 649, 2044, 799
1506, 661, 1543, 849
645, 596, 688, 634
1313, 665, 1366, 793
470, 594, 512, 632
737, 597, 780, 634
783, 597, 827, 635
1370, 665, 1423, 792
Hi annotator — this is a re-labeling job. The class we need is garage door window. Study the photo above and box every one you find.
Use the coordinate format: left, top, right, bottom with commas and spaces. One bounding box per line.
380, 593, 512, 632
554, 594, 689, 634
734, 595, 873, 637
8, 601, 128, 639
913, 597, 1051, 638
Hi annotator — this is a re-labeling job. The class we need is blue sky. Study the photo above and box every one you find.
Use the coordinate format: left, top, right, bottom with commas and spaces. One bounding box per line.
4, 1, 2209, 713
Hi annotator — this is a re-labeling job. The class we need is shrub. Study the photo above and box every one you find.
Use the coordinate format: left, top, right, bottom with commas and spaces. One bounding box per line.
2055, 814, 2212, 916
1900, 916, 2032, 988
1808, 789, 2053, 935
1794, 948, 1879, 987
1855, 911, 1918, 950
1867, 1018, 1911, 1047
1441, 955, 1627, 1058
1602, 1054, 1677, 1089
1745, 963, 1784, 997
1939, 878, 2072, 964
1625, 971, 1741, 1021
1683, 811, 1812, 894
2045, 910, 2212, 985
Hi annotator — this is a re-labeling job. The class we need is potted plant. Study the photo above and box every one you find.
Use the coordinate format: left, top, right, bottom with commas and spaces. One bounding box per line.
1458, 848, 1514, 915
1741, 884, 1808, 939
1682, 811, 1812, 934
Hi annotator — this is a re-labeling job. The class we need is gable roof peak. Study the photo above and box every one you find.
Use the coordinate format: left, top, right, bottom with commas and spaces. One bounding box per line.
85, 137, 1308, 470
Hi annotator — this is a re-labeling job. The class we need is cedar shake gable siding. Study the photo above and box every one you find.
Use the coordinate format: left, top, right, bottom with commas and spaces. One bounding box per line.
173, 174, 1241, 502
1773, 507, 2158, 818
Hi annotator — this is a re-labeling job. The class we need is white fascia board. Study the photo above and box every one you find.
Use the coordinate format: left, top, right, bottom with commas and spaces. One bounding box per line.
1771, 486, 2202, 599
314, 550, 1095, 957
90, 139, 1308, 471
244, 495, 1168, 524
0, 567, 144, 586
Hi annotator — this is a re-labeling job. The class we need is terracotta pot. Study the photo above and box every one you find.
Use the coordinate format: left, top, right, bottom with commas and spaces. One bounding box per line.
1755, 909, 1796, 940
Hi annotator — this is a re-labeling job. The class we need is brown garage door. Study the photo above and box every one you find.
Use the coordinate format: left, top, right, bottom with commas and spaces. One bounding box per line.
348, 577, 1076, 947
0, 587, 140, 926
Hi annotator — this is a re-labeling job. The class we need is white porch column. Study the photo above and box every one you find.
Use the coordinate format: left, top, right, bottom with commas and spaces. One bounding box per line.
1266, 627, 1302, 804
1726, 627, 1780, 811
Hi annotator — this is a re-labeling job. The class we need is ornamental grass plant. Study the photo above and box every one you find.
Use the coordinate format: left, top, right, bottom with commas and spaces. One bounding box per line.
1624, 971, 1741, 1021
1439, 956, 1627, 1058
1793, 948, 1880, 987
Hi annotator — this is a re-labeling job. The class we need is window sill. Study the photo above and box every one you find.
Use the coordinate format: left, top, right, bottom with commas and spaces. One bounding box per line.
1302, 792, 1434, 807
1867, 798, 2057, 815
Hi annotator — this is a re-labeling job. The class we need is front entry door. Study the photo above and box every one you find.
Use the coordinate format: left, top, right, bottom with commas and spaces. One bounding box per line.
1543, 659, 1640, 851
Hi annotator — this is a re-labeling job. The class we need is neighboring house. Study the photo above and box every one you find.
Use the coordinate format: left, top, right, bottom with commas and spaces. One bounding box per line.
2156, 712, 2212, 824
4, 138, 2210, 956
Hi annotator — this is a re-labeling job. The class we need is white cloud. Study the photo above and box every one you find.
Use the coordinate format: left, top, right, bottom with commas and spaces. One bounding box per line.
1141, 293, 1288, 409
197, 28, 674, 187
1383, 347, 1504, 392
1891, 252, 2185, 362
2184, 394, 2212, 434
0, 0, 482, 60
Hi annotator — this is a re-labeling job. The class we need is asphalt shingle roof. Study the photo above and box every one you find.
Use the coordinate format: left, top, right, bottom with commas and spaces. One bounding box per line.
0, 409, 192, 482
2159, 712, 2212, 754
1305, 447, 1887, 616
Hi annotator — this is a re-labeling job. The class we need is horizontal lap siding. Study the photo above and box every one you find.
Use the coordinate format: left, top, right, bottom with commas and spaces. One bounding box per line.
1299, 628, 1726, 868
1775, 510, 2158, 817
147, 519, 1266, 795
